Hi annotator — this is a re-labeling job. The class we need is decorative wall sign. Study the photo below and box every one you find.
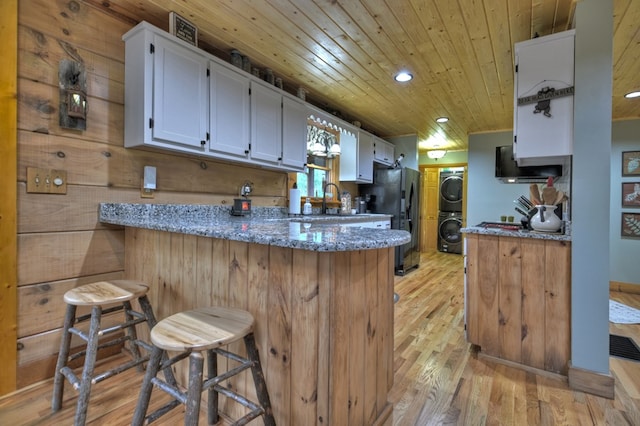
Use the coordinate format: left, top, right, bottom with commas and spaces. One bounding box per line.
58, 59, 87, 130
517, 85, 574, 118
622, 151, 640, 176
622, 182, 640, 207
621, 212, 640, 238
170, 12, 198, 46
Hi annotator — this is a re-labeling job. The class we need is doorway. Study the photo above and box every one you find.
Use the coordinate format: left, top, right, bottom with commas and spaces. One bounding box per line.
419, 164, 467, 253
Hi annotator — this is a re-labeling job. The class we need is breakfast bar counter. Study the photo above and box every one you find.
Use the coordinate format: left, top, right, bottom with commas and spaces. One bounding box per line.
99, 203, 410, 426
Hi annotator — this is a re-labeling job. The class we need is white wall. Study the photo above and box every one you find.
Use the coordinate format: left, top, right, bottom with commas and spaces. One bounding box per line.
610, 119, 640, 284
387, 134, 418, 170
466, 132, 561, 226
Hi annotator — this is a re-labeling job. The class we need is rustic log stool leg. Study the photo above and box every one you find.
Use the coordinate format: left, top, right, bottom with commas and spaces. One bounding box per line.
244, 332, 275, 426
122, 300, 144, 372
74, 305, 102, 426
132, 306, 276, 426
51, 303, 77, 411
138, 293, 178, 388
50, 280, 169, 426
207, 349, 218, 425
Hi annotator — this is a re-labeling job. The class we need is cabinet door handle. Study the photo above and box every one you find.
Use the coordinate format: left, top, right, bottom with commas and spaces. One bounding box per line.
201, 140, 206, 146
244, 150, 250, 154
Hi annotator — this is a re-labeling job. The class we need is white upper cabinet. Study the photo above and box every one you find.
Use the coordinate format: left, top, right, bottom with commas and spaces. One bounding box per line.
340, 129, 374, 183
250, 81, 307, 171
122, 21, 307, 172
281, 96, 307, 171
123, 23, 208, 153
357, 132, 375, 182
514, 30, 575, 166
250, 81, 282, 165
209, 60, 250, 160
373, 137, 395, 166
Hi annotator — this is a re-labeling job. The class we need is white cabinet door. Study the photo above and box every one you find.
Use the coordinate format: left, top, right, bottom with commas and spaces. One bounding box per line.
152, 36, 208, 149
281, 96, 307, 171
250, 81, 282, 165
357, 131, 374, 182
339, 129, 374, 183
514, 30, 575, 166
374, 137, 394, 165
209, 61, 251, 159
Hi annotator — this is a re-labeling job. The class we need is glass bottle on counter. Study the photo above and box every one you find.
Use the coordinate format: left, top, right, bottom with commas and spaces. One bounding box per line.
340, 191, 351, 215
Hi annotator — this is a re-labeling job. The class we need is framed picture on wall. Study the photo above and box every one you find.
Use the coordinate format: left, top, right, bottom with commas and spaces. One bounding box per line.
622, 151, 640, 176
622, 182, 640, 207
621, 212, 640, 238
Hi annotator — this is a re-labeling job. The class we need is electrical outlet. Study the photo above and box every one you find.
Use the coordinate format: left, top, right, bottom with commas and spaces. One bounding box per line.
26, 167, 67, 194
140, 178, 155, 198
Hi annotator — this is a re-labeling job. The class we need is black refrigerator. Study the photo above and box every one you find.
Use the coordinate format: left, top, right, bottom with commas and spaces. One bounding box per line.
360, 167, 421, 275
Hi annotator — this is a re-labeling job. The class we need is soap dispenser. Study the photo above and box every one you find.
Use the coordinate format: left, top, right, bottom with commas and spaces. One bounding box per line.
303, 198, 312, 215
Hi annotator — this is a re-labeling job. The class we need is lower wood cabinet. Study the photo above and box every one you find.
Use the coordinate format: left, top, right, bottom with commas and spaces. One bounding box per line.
465, 233, 571, 374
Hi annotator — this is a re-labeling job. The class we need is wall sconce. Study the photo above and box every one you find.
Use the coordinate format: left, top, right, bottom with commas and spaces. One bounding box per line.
66, 90, 87, 119
427, 149, 447, 160
59, 59, 87, 130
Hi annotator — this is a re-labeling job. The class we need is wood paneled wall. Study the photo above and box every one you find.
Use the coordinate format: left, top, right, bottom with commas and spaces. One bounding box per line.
13, 0, 289, 390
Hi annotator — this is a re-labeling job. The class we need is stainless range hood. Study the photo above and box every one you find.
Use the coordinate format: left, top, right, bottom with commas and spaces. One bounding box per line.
495, 145, 562, 183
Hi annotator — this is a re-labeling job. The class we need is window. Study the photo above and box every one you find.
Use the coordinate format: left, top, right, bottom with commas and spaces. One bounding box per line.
293, 116, 342, 201
297, 163, 328, 198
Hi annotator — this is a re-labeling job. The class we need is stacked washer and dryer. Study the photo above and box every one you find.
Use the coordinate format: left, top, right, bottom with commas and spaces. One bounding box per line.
437, 171, 463, 254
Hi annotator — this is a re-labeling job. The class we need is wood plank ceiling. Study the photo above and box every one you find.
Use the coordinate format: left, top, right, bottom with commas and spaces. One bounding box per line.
84, 0, 640, 152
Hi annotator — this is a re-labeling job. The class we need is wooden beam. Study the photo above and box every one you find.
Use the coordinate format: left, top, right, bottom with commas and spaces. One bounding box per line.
0, 0, 18, 396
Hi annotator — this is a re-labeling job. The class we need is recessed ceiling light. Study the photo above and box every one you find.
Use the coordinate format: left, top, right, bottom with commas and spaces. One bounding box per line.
394, 72, 413, 82
436, 117, 449, 123
625, 91, 640, 99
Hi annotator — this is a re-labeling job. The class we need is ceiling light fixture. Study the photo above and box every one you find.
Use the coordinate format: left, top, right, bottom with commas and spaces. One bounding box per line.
435, 117, 449, 123
427, 149, 447, 160
624, 91, 640, 99
394, 71, 413, 82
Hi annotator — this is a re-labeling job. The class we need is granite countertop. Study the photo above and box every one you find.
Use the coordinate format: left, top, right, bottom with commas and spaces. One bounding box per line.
99, 203, 409, 252
461, 225, 572, 242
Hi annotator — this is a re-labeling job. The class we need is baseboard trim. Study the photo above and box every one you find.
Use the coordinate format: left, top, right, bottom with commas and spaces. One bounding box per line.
610, 281, 640, 294
478, 352, 568, 382
568, 362, 615, 399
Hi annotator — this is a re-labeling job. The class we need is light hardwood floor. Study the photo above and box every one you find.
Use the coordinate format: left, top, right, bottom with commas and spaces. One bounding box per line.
1, 251, 639, 425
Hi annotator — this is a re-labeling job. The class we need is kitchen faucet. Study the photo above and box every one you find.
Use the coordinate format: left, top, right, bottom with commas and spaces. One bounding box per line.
322, 182, 340, 215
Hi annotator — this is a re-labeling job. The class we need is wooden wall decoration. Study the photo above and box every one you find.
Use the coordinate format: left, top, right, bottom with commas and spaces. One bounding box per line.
58, 59, 87, 130
622, 151, 640, 176
621, 213, 640, 238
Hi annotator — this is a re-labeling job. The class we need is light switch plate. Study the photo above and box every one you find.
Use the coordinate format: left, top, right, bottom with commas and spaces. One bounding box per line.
26, 167, 67, 194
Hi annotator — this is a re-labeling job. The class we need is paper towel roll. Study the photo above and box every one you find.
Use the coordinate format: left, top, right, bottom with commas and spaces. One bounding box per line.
289, 187, 301, 214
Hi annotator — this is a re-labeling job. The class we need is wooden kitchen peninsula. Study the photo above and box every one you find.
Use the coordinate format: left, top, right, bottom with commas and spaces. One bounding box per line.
462, 225, 572, 375
100, 203, 410, 426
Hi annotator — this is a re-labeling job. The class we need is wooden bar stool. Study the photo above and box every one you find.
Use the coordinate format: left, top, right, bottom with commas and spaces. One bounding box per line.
132, 306, 276, 426
51, 279, 176, 426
